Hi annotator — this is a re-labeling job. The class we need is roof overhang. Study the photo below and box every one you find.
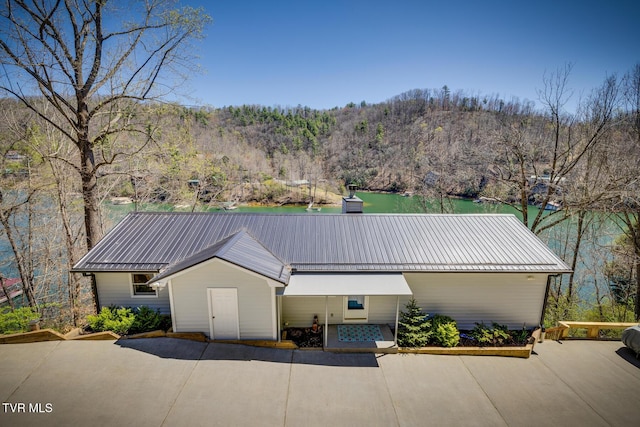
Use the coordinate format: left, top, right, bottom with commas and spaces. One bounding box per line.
280, 273, 413, 296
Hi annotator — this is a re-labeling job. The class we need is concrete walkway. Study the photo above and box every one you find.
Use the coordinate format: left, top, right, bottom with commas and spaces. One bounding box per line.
0, 338, 639, 426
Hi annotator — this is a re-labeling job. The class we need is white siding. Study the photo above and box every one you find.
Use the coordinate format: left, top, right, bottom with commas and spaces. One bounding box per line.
367, 296, 401, 324
404, 273, 548, 329
94, 273, 171, 314
282, 295, 400, 326
170, 259, 275, 339
282, 296, 343, 326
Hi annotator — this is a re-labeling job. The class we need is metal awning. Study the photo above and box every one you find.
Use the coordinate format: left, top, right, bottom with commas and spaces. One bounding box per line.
280, 273, 413, 296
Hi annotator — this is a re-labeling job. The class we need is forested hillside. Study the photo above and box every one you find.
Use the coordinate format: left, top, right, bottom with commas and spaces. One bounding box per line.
1, 65, 639, 329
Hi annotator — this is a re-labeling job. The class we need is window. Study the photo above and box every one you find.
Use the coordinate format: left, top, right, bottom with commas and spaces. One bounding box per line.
347, 295, 365, 310
132, 273, 157, 297
344, 295, 369, 322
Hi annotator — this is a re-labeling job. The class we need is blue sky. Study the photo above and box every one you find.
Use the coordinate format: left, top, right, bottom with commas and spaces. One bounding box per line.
181, 0, 639, 112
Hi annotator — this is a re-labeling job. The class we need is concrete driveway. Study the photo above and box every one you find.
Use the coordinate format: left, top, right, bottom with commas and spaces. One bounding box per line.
1, 338, 639, 426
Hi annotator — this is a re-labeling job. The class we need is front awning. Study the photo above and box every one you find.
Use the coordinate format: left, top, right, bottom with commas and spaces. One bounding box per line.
280, 273, 413, 296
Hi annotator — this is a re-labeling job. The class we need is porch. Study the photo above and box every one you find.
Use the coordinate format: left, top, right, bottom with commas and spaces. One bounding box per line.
278, 273, 413, 349
324, 324, 397, 353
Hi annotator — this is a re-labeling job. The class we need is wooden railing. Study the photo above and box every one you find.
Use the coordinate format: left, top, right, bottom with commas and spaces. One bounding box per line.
545, 321, 639, 340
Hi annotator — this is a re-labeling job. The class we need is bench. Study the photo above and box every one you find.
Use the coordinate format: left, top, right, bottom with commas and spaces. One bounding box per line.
558, 321, 639, 339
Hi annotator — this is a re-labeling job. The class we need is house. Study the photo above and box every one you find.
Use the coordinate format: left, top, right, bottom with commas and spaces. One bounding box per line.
0, 278, 24, 306
71, 196, 571, 346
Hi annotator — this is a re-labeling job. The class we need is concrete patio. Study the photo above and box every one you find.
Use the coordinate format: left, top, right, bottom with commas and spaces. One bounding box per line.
0, 338, 638, 426
324, 324, 397, 352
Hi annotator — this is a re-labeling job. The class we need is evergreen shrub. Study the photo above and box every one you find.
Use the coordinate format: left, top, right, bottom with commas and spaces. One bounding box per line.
397, 298, 431, 347
129, 306, 163, 334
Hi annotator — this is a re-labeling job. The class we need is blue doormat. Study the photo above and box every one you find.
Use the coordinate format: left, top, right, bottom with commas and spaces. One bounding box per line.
337, 324, 384, 342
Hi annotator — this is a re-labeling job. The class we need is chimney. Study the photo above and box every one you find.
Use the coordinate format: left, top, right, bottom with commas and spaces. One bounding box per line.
342, 184, 363, 213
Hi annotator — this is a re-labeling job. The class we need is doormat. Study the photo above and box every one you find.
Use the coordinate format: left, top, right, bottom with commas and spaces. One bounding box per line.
337, 324, 384, 342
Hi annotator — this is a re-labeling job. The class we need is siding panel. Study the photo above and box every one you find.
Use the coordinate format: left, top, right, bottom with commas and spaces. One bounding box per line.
282, 296, 343, 326
94, 273, 171, 314
170, 259, 275, 339
405, 273, 547, 329
368, 296, 401, 325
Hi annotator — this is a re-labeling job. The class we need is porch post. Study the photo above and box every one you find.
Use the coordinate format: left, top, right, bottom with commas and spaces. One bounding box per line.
277, 296, 282, 342
324, 296, 328, 348
394, 295, 400, 345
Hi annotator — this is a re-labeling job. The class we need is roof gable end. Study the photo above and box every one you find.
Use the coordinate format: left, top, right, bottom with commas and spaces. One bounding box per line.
150, 230, 289, 284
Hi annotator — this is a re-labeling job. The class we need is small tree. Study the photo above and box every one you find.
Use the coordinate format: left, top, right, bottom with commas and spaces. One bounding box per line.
397, 298, 431, 347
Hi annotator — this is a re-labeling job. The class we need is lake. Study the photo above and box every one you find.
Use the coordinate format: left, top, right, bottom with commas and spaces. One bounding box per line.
109, 191, 535, 217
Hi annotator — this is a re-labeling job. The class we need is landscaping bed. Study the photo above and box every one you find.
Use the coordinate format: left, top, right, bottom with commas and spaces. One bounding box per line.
283, 326, 323, 348
400, 328, 540, 359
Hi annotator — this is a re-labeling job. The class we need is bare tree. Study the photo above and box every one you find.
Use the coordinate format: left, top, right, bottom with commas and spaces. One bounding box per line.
607, 63, 640, 319
0, 0, 210, 309
490, 64, 619, 234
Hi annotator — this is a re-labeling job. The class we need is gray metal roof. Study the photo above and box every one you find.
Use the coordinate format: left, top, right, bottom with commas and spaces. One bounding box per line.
72, 212, 571, 279
150, 230, 289, 284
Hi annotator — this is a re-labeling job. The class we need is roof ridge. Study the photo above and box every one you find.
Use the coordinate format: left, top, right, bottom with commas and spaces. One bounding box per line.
126, 211, 518, 217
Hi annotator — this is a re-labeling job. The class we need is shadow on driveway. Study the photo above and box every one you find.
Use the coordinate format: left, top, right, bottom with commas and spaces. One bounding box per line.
116, 337, 380, 367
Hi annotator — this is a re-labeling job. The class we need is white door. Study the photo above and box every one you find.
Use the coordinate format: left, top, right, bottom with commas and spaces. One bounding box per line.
343, 295, 369, 323
208, 288, 240, 339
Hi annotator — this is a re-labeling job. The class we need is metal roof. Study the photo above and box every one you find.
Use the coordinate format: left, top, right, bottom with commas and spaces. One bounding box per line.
72, 212, 572, 279
149, 230, 289, 284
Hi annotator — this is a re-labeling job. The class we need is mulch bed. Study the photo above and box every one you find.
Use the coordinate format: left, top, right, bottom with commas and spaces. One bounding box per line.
457, 330, 535, 347
284, 327, 323, 348
283, 327, 534, 349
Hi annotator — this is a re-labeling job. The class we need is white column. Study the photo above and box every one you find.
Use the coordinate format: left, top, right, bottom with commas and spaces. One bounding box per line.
324, 296, 328, 348
394, 295, 400, 345
277, 295, 282, 342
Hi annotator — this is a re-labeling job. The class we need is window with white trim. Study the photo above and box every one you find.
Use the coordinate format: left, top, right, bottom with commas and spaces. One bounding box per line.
131, 273, 157, 297
347, 295, 365, 310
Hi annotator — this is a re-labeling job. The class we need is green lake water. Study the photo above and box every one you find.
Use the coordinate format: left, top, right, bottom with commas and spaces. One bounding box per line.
110, 191, 533, 217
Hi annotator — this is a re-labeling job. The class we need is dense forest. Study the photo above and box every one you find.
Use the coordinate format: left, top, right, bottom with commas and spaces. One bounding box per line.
1, 63, 640, 331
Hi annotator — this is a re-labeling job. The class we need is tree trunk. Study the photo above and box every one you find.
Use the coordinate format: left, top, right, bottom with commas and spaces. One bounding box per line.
567, 211, 586, 302
80, 144, 101, 250
80, 142, 101, 311
635, 218, 640, 321
0, 212, 37, 307
0, 275, 15, 311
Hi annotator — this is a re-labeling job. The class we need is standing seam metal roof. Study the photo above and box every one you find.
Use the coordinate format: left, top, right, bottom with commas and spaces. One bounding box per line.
71, 212, 572, 278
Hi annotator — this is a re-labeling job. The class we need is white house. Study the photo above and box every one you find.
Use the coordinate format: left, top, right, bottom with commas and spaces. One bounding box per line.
72, 197, 570, 345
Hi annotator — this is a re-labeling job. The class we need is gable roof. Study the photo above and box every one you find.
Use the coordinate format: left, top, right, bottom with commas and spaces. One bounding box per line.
150, 230, 290, 284
72, 212, 571, 279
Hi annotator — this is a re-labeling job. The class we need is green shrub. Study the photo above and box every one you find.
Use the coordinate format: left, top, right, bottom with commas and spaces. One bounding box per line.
510, 326, 531, 345
129, 306, 163, 334
434, 323, 460, 347
398, 298, 431, 347
0, 306, 40, 334
87, 307, 135, 335
471, 322, 511, 346
428, 314, 460, 347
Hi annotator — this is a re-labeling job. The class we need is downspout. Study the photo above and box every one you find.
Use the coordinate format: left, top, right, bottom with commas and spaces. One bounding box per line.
82, 272, 100, 311
540, 274, 559, 327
